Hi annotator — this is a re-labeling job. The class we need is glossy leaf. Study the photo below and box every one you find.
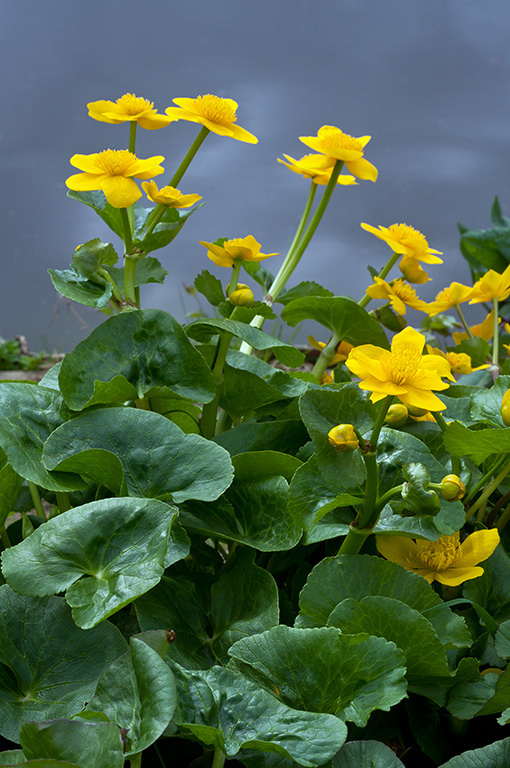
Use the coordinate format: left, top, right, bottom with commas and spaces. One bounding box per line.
87, 636, 177, 755
276, 280, 334, 306
0, 586, 126, 741
72, 239, 118, 282
464, 547, 510, 623
105, 256, 168, 290
58, 309, 216, 410
0, 384, 86, 492
444, 421, 510, 464
1, 498, 177, 628
438, 736, 510, 767
43, 407, 234, 503
194, 269, 225, 306
19, 720, 124, 768
48, 268, 113, 309
331, 740, 405, 767
229, 626, 407, 727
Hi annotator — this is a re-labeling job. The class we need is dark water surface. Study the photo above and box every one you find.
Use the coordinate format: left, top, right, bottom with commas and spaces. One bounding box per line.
2, 0, 510, 350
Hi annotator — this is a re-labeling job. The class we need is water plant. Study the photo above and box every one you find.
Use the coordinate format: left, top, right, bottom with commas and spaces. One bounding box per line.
1, 91, 510, 767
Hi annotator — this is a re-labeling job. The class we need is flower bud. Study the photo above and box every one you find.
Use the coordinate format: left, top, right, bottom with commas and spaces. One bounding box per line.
440, 474, 466, 501
320, 370, 334, 385
229, 283, 255, 307
328, 424, 359, 452
385, 404, 408, 427
406, 404, 429, 418
502, 390, 510, 427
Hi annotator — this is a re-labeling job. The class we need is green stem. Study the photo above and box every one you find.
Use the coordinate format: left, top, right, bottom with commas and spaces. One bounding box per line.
56, 492, 71, 514
467, 462, 510, 520
98, 268, 123, 302
497, 500, 510, 532
464, 454, 508, 504
129, 122, 137, 154
200, 332, 233, 439
170, 125, 210, 188
493, 297, 500, 370
143, 203, 167, 235
124, 256, 138, 305
227, 259, 242, 297
211, 748, 226, 768
358, 252, 400, 309
456, 305, 473, 338
129, 752, 142, 768
120, 207, 134, 255
338, 525, 372, 555
310, 330, 341, 379
28, 481, 46, 520
375, 484, 405, 511
1, 525, 11, 548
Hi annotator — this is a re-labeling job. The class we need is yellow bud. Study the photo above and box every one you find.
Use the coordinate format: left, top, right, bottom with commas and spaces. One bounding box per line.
502, 390, 510, 427
440, 474, 466, 501
327, 424, 359, 452
406, 404, 429, 418
320, 370, 334, 385
385, 404, 408, 427
229, 283, 255, 307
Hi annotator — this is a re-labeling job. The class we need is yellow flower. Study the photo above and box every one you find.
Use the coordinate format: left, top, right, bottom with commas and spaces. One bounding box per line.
328, 424, 359, 452
345, 326, 454, 411
199, 235, 278, 268
299, 126, 378, 181
376, 529, 500, 586
452, 310, 497, 345
361, 223, 443, 271
399, 259, 430, 284
320, 371, 335, 385
66, 149, 165, 208
423, 282, 475, 316
165, 94, 258, 143
501, 389, 510, 426
365, 277, 428, 315
426, 345, 489, 376
277, 154, 357, 185
308, 336, 353, 364
141, 181, 202, 208
469, 264, 510, 304
87, 93, 174, 130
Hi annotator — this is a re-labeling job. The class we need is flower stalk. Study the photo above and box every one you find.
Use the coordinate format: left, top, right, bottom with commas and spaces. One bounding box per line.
169, 125, 210, 188
311, 331, 341, 379
358, 252, 400, 309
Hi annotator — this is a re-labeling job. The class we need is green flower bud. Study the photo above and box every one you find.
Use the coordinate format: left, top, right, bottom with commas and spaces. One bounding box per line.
327, 424, 359, 452
406, 404, 429, 418
229, 283, 255, 307
385, 403, 409, 427
502, 390, 510, 427
440, 474, 466, 501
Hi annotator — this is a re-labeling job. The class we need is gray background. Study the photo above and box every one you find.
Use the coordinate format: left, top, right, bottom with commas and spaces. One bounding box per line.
2, 0, 509, 351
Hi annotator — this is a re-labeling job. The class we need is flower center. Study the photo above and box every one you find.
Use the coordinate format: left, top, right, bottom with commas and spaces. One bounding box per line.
116, 93, 153, 115
317, 126, 364, 152
391, 279, 419, 302
384, 348, 421, 385
387, 224, 428, 254
94, 149, 137, 176
416, 534, 461, 571
194, 94, 237, 125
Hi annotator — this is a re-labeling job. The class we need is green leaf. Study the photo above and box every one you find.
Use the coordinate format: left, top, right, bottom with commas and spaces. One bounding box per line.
296, 554, 471, 649
58, 309, 216, 409
447, 337, 491, 368
136, 549, 279, 668
0, 586, 126, 742
276, 281, 334, 306
72, 239, 118, 282
194, 269, 225, 306
444, 421, 510, 464
169, 662, 347, 765
464, 547, 510, 623
0, 752, 26, 766
331, 740, 405, 767
496, 620, 510, 658
0, 463, 22, 528
1, 498, 177, 628
87, 636, 177, 755
105, 256, 168, 290
438, 736, 510, 767
180, 451, 302, 551
43, 407, 234, 502
186, 317, 305, 367
281, 296, 390, 348
327, 596, 454, 686
229, 626, 407, 727
19, 720, 124, 768
390, 463, 441, 517
48, 268, 113, 309
470, 375, 510, 427
133, 204, 201, 254
0, 384, 86, 492
214, 418, 309, 457
66, 190, 123, 237
460, 225, 510, 274
242, 261, 275, 293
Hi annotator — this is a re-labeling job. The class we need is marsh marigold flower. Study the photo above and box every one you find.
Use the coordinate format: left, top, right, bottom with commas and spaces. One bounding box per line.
165, 94, 258, 143
423, 282, 474, 316
426, 345, 489, 376
361, 223, 443, 282
399, 259, 431, 285
299, 126, 377, 181
277, 154, 356, 185
66, 149, 164, 208
87, 93, 173, 130
365, 277, 428, 315
469, 264, 510, 304
199, 235, 278, 268
328, 424, 359, 452
376, 529, 500, 586
452, 310, 498, 345
345, 326, 454, 411
141, 181, 202, 208
308, 336, 353, 364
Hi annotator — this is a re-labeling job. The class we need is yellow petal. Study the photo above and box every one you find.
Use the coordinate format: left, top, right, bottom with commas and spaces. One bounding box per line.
376, 535, 432, 576
65, 172, 102, 191
344, 157, 378, 181
456, 529, 500, 568
391, 327, 426, 356
397, 385, 447, 412
434, 566, 485, 586
137, 113, 175, 130
100, 176, 142, 208
69, 153, 104, 173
